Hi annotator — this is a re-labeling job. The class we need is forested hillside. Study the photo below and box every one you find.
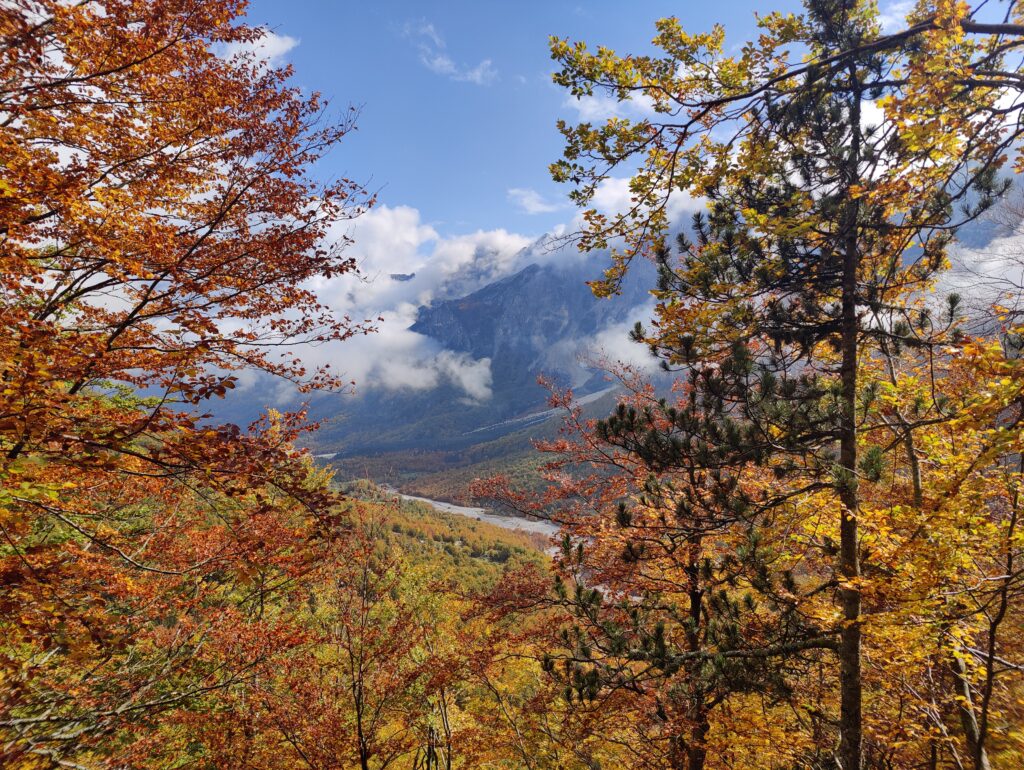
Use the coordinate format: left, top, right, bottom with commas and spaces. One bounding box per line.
3, 1, 1024, 769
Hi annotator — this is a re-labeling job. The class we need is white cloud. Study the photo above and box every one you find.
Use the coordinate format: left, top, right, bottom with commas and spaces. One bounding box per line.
315, 204, 533, 309
589, 176, 635, 217
421, 53, 497, 85
404, 20, 497, 86
292, 205, 533, 401
410, 21, 444, 49
436, 350, 493, 401
531, 299, 661, 386
507, 187, 565, 215
222, 30, 298, 68
878, 0, 915, 33
941, 230, 1024, 320
584, 301, 661, 374
587, 176, 703, 223
324, 307, 493, 401
562, 91, 656, 122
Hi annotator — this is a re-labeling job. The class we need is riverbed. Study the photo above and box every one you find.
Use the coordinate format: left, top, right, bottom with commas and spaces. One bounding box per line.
389, 489, 561, 539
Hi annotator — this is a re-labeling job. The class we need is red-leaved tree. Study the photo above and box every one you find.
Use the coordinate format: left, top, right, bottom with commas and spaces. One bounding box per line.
0, 1, 373, 764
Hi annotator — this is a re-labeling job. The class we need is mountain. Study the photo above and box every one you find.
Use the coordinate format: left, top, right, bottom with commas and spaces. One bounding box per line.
198, 243, 660, 498
412, 259, 653, 397
201, 205, 1021, 500
307, 255, 656, 458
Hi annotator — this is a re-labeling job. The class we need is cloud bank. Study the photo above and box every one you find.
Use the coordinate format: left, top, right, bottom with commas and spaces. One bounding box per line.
301, 177, 703, 401
236, 166, 710, 406
289, 205, 533, 401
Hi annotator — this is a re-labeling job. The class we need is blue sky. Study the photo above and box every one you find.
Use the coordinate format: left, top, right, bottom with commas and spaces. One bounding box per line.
234, 1, 926, 401
243, 0, 806, 238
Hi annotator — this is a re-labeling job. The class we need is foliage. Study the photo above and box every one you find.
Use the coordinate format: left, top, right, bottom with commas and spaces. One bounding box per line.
5, 0, 1024, 768
522, 1, 1024, 768
0, 0, 371, 764
140, 494, 572, 770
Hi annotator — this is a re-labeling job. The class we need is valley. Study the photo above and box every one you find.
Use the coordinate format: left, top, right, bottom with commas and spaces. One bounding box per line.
285, 253, 660, 507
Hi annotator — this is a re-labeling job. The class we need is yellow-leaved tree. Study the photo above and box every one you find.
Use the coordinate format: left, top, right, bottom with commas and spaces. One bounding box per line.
540, 0, 1024, 767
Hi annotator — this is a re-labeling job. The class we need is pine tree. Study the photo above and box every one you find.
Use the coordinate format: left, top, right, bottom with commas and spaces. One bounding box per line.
550, 1, 1024, 766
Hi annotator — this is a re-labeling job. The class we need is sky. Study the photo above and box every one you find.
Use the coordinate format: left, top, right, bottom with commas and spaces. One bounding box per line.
241, 0, 813, 237
230, 0, 928, 402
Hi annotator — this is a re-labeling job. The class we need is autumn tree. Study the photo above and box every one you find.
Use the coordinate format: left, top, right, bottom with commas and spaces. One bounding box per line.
549, 1, 1024, 767
0, 0, 372, 764
921, 335, 1024, 767
160, 494, 590, 770
181, 513, 432, 770
476, 374, 841, 769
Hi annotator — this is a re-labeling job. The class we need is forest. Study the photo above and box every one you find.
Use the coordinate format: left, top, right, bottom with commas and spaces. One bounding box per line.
2, 0, 1024, 768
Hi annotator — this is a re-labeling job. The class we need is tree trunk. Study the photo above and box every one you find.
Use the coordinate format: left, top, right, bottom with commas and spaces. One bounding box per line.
837, 302, 862, 770
687, 721, 709, 770
837, 67, 863, 770
685, 551, 707, 770
950, 650, 992, 770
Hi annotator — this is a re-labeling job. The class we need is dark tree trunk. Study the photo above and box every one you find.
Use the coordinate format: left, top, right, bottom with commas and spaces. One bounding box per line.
837, 66, 863, 770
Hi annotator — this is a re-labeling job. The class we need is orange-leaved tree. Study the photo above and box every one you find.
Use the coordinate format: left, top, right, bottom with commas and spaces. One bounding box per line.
0, 0, 373, 764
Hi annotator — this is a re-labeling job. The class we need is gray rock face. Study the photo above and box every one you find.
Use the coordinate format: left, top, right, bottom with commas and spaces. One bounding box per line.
298, 256, 657, 455
412, 259, 653, 391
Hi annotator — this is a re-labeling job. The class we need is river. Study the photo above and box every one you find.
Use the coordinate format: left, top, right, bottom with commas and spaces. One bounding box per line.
388, 488, 562, 539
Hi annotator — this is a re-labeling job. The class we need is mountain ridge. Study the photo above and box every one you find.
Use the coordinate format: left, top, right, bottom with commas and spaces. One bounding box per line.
303, 255, 655, 458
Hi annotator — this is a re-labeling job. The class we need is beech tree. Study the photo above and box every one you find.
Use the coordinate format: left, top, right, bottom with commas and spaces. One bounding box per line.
0, 0, 372, 764
549, 1, 1024, 767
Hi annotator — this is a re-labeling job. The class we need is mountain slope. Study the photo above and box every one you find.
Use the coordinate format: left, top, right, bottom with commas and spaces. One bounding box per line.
308, 256, 655, 457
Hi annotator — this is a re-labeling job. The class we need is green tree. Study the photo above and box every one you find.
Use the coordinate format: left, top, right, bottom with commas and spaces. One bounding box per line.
550, 1, 1024, 767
